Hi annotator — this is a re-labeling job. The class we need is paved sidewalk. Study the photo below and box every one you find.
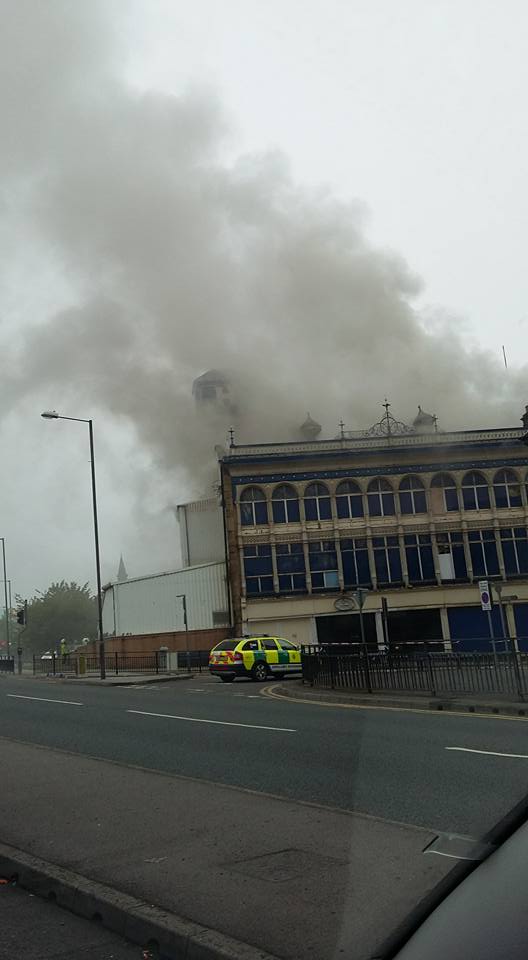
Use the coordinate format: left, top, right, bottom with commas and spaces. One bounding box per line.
272, 680, 528, 717
7, 672, 197, 687
0, 883, 139, 959
0, 738, 451, 960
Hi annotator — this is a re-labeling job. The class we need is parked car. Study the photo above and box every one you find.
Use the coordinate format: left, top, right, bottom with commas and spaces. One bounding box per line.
209, 635, 301, 682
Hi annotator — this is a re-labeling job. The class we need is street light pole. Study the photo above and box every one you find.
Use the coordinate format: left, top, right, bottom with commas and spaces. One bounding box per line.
175, 594, 190, 672
41, 411, 105, 679
1, 539, 9, 658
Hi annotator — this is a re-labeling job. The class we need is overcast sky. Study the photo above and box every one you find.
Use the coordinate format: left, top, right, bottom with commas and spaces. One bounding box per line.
2, 0, 528, 600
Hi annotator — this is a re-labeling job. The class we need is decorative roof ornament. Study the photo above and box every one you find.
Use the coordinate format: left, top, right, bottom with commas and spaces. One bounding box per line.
300, 413, 322, 440
364, 399, 414, 438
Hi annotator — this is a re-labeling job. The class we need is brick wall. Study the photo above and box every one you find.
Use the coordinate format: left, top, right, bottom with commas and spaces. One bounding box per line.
81, 626, 231, 656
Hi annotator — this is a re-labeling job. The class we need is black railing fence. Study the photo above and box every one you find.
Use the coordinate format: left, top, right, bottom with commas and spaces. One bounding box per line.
0, 656, 14, 673
302, 641, 528, 700
32, 649, 212, 676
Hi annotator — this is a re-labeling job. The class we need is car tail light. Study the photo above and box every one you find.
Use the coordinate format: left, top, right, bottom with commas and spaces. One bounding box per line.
233, 652, 243, 662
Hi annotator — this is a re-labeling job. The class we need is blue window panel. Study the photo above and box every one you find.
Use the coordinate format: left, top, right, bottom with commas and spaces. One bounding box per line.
254, 501, 268, 524
445, 488, 459, 511
514, 604, 528, 651
502, 539, 518, 575
448, 605, 503, 652
243, 544, 271, 558
304, 498, 318, 520
405, 547, 421, 582
244, 556, 273, 577
477, 487, 491, 508
374, 551, 389, 584
272, 499, 300, 523
278, 573, 306, 592
421, 545, 435, 580
276, 548, 305, 575
388, 547, 402, 582
400, 490, 427, 514
318, 498, 332, 520
462, 488, 477, 510
241, 503, 254, 526
246, 576, 274, 595
469, 542, 486, 576
484, 540, 499, 575
357, 552, 371, 584
368, 494, 382, 517
452, 544, 467, 578
272, 500, 286, 523
336, 495, 364, 519
287, 500, 300, 522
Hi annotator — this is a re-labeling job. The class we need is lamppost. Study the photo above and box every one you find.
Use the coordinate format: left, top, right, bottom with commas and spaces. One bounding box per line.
0, 539, 9, 657
175, 594, 190, 672
41, 412, 105, 679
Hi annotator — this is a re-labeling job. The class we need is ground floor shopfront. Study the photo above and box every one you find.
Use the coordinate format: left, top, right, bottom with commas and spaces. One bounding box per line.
243, 582, 528, 653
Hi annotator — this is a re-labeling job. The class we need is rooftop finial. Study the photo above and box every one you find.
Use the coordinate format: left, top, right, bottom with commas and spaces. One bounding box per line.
339, 419, 345, 439
228, 426, 235, 447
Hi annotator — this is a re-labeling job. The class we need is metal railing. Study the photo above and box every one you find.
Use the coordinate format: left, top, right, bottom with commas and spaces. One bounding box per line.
31, 650, 213, 676
301, 643, 528, 700
33, 651, 169, 676
0, 656, 14, 673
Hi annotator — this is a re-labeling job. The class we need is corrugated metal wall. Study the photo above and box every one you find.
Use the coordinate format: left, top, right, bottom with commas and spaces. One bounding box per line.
102, 562, 229, 636
176, 499, 225, 567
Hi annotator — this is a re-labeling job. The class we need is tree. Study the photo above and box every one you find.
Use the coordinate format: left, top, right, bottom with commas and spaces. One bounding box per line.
14, 581, 97, 655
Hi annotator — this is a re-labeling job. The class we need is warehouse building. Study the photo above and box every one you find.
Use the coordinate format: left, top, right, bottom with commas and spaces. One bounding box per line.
220, 403, 528, 652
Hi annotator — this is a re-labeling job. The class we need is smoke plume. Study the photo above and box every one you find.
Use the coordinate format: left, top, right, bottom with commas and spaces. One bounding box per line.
1, 0, 525, 510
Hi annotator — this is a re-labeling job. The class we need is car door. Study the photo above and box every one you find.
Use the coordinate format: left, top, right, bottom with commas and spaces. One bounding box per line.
277, 638, 301, 671
260, 637, 281, 671
240, 638, 261, 673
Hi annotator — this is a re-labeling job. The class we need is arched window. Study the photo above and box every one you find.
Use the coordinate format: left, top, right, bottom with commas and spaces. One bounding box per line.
239, 487, 268, 526
493, 469, 522, 508
399, 476, 427, 514
431, 473, 459, 512
272, 484, 300, 523
336, 480, 364, 519
462, 471, 490, 510
304, 482, 331, 521
367, 479, 395, 517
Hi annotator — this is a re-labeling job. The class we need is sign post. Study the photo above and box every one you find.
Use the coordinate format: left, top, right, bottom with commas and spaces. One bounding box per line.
479, 580, 499, 673
354, 588, 372, 694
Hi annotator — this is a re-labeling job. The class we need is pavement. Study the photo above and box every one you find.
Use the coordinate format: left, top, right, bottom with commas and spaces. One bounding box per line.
1, 673, 528, 959
0, 883, 139, 959
271, 678, 528, 718
27, 671, 197, 687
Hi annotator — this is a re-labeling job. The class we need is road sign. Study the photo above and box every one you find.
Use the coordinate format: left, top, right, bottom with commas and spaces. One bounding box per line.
478, 580, 492, 611
354, 588, 368, 610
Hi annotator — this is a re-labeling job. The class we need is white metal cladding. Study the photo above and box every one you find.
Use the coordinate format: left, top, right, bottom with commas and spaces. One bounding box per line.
102, 562, 229, 636
176, 498, 225, 566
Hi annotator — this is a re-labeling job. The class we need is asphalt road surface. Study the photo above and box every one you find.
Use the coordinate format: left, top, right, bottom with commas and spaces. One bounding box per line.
2, 672, 528, 837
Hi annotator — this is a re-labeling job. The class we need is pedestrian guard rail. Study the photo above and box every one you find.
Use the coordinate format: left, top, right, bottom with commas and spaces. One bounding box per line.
301, 641, 528, 700
32, 649, 212, 676
0, 656, 14, 673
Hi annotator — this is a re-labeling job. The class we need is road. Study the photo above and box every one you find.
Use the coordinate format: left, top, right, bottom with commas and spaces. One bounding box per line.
2, 673, 528, 836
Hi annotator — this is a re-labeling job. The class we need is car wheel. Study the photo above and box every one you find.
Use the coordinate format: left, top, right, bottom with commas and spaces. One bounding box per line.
220, 675, 236, 683
251, 661, 268, 682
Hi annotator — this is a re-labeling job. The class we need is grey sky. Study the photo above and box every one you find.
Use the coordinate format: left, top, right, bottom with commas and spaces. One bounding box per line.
1, 1, 527, 600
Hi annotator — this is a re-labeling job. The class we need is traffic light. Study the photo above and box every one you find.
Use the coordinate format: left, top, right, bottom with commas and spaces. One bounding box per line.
16, 605, 26, 626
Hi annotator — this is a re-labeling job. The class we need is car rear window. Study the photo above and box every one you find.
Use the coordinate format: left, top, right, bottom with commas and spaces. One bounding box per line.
213, 640, 241, 651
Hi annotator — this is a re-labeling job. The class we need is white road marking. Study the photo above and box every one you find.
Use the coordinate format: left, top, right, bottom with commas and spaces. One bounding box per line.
127, 709, 296, 733
425, 849, 478, 861
7, 694, 83, 706
446, 746, 528, 759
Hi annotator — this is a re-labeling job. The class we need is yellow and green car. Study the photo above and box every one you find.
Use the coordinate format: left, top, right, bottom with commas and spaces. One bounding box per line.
209, 635, 301, 682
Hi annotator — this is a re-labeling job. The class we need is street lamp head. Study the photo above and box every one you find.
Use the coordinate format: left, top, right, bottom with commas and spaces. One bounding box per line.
41, 410, 59, 419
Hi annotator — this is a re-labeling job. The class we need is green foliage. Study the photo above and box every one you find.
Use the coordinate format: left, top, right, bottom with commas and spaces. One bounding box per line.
3, 581, 97, 655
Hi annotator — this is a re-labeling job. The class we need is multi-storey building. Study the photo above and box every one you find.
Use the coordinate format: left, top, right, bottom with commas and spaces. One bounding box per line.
220, 404, 528, 652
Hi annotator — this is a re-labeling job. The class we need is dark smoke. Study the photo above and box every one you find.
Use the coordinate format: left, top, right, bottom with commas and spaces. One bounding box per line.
1, 0, 525, 509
